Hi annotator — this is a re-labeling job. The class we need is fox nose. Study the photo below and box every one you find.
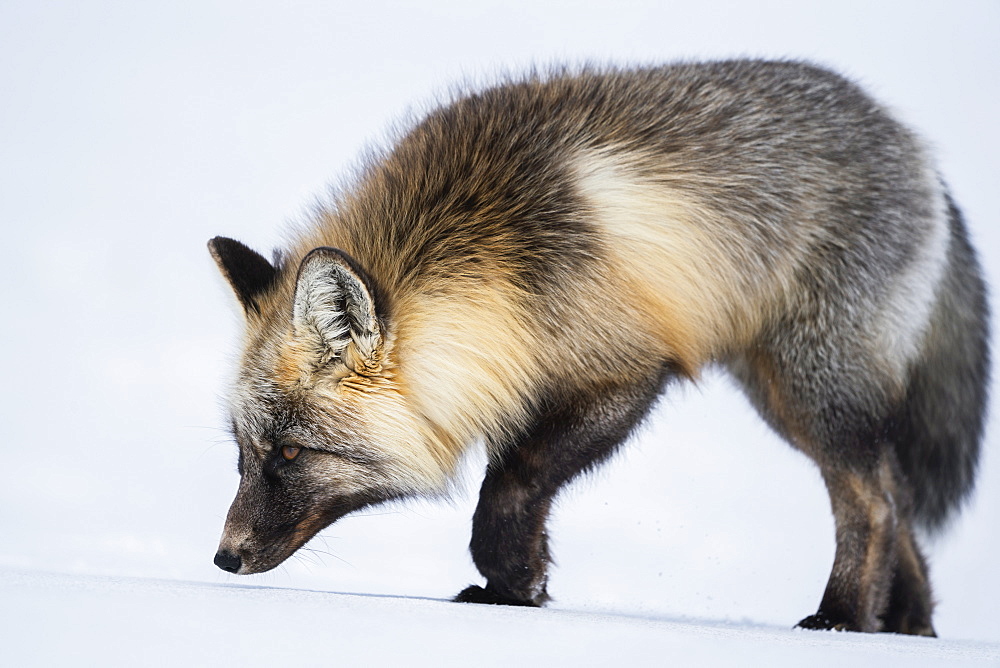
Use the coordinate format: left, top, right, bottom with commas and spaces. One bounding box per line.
214, 549, 242, 573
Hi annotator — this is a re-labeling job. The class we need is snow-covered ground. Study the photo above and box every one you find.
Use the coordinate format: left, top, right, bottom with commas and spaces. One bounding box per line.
5, 569, 998, 666
2, 1, 999, 664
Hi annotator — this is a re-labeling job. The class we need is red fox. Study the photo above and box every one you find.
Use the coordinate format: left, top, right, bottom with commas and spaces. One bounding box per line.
210, 60, 990, 635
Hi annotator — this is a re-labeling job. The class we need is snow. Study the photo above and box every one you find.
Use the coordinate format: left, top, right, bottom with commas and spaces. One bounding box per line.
4, 570, 997, 667
2, 0, 999, 664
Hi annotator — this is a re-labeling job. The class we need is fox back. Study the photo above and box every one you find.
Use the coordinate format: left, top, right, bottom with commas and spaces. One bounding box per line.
210, 60, 989, 635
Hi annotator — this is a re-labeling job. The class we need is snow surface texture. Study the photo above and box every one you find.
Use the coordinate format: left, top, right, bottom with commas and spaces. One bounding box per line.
4, 570, 998, 667
1, 1, 999, 664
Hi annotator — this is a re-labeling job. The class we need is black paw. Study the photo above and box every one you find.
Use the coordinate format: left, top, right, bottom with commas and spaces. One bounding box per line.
795, 613, 851, 632
453, 584, 539, 607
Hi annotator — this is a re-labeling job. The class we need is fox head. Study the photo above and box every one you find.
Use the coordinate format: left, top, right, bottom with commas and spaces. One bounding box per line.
208, 237, 449, 575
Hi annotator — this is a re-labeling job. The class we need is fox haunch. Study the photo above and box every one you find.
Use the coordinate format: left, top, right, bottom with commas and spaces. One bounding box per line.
210, 60, 990, 635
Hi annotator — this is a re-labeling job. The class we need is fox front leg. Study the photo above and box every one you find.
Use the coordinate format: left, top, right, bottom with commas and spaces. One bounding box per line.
455, 458, 555, 606
455, 370, 671, 606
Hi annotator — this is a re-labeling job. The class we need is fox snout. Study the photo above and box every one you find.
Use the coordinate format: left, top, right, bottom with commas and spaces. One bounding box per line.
214, 492, 298, 575
213, 530, 293, 575
214, 516, 299, 575
214, 483, 357, 575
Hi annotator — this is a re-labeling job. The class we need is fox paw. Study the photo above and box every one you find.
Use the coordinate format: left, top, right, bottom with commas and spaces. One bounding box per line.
796, 613, 851, 632
453, 584, 539, 607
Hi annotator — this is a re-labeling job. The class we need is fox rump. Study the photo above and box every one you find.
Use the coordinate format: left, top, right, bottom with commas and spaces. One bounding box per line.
210, 60, 989, 635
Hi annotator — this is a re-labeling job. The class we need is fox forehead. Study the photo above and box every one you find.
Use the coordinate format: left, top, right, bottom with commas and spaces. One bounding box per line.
228, 372, 286, 442
229, 371, 383, 460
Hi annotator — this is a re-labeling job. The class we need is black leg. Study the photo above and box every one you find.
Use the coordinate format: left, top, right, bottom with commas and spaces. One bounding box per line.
455, 370, 671, 606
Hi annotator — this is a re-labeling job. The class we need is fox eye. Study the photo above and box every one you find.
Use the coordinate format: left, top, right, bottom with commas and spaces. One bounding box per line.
280, 444, 302, 461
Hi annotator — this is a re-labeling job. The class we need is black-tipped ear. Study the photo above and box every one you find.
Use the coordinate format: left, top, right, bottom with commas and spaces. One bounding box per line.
208, 237, 278, 315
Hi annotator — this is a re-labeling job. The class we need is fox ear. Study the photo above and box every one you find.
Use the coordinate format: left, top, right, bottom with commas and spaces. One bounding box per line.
208, 237, 278, 315
293, 247, 384, 374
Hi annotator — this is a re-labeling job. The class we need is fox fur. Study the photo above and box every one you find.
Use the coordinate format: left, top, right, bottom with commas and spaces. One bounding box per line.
210, 60, 990, 635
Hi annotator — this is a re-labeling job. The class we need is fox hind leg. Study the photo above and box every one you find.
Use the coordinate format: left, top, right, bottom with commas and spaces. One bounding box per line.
796, 452, 936, 635
796, 456, 903, 633
731, 340, 936, 633
880, 522, 936, 636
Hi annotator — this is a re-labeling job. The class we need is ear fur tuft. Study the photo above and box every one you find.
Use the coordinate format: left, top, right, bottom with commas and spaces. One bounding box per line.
293, 247, 384, 374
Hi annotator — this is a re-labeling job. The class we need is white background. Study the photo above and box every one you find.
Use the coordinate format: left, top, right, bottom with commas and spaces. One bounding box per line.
1, 0, 998, 653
